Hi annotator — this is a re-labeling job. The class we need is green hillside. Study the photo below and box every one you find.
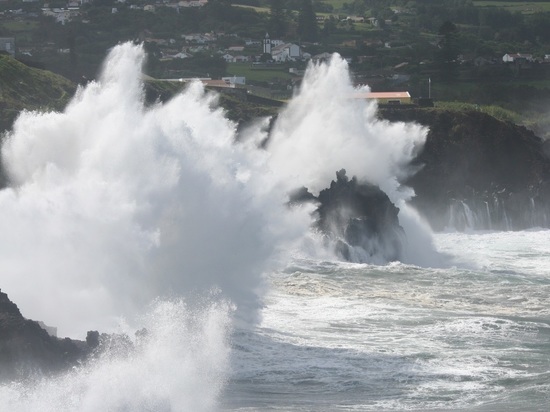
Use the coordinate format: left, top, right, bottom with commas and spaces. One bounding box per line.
0, 54, 76, 133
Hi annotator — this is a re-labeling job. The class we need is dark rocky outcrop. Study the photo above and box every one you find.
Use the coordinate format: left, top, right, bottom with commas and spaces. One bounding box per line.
381, 108, 550, 231
0, 288, 149, 382
291, 169, 404, 262
0, 289, 90, 381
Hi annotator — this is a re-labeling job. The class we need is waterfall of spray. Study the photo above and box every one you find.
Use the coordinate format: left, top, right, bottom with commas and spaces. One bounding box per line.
267, 55, 426, 199
0, 298, 232, 412
0, 43, 443, 410
0, 43, 311, 338
0, 41, 316, 411
266, 55, 438, 265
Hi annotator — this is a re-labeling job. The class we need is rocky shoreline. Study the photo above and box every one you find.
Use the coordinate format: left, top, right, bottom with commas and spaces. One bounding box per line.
381, 108, 550, 231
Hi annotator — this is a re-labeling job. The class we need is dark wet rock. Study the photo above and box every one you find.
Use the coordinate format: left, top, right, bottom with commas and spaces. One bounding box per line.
381, 108, 550, 231
0, 289, 90, 381
291, 169, 404, 262
0, 289, 138, 382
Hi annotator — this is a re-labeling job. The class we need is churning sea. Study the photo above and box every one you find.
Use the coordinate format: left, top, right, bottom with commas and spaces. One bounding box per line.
223, 230, 550, 411
1, 43, 548, 412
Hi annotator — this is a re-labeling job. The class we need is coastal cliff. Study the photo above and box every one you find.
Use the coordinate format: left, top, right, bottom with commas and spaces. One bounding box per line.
381, 108, 550, 231
0, 289, 88, 381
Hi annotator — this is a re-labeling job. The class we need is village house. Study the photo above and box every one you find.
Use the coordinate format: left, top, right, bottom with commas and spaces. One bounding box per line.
227, 46, 244, 53
0, 38, 15, 56
182, 33, 216, 44
221, 53, 235, 62
262, 33, 301, 61
163, 51, 191, 59
271, 43, 301, 62
177, 0, 208, 7
502, 53, 533, 63
221, 76, 246, 85
41, 7, 80, 23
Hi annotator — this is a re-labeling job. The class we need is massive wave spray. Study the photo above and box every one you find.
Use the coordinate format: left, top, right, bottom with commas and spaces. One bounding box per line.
0, 43, 432, 409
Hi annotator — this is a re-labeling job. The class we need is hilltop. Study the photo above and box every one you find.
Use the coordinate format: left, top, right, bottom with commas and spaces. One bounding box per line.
0, 54, 76, 133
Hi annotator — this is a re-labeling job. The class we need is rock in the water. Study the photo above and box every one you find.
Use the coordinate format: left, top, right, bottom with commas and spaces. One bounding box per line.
291, 169, 404, 262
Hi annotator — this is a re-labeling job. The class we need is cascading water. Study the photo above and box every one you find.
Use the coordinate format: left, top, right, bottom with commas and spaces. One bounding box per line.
444, 193, 550, 231
0, 43, 440, 409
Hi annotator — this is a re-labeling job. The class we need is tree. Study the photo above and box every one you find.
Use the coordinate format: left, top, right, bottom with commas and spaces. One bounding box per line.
436, 20, 460, 81
297, 0, 318, 42
268, 0, 287, 38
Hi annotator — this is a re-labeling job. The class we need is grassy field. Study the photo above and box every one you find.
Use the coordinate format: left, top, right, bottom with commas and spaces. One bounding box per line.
234, 0, 349, 13
233, 4, 270, 13
0, 20, 39, 42
472, 1, 550, 13
226, 62, 294, 83
321, 0, 349, 12
0, 54, 76, 132
435, 101, 522, 123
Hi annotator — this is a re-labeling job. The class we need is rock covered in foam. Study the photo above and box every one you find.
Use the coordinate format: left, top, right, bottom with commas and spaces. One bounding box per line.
291, 169, 404, 262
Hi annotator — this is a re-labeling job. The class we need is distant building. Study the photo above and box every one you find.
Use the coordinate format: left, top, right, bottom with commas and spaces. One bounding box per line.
41, 7, 80, 23
221, 76, 246, 85
503, 53, 533, 63
178, 0, 208, 7
354, 91, 412, 105
271, 43, 301, 62
221, 53, 235, 63
0, 37, 15, 56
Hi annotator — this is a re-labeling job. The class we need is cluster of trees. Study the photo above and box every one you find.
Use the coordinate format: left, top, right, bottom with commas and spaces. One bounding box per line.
3, 0, 550, 86
268, 0, 318, 42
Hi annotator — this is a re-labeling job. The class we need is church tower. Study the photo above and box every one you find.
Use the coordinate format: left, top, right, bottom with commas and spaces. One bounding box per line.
263, 33, 271, 55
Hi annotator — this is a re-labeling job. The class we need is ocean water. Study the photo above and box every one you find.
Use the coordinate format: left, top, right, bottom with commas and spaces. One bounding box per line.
0, 43, 548, 411
224, 230, 550, 411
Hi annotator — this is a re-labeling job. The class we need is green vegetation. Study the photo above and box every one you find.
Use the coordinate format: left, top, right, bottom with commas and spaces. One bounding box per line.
0, 0, 549, 137
226, 62, 294, 82
473, 1, 550, 13
0, 54, 76, 132
434, 101, 521, 124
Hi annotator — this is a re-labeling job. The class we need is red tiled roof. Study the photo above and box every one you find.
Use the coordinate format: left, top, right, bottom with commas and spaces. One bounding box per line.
353, 91, 411, 99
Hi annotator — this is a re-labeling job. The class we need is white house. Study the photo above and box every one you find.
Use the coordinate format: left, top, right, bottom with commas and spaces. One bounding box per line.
172, 52, 191, 59
503, 53, 533, 63
245, 39, 261, 46
271, 43, 301, 62
182, 33, 215, 44
233, 55, 250, 63
221, 53, 235, 63
222, 76, 246, 85
178, 0, 208, 7
0, 38, 15, 56
42, 7, 80, 23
